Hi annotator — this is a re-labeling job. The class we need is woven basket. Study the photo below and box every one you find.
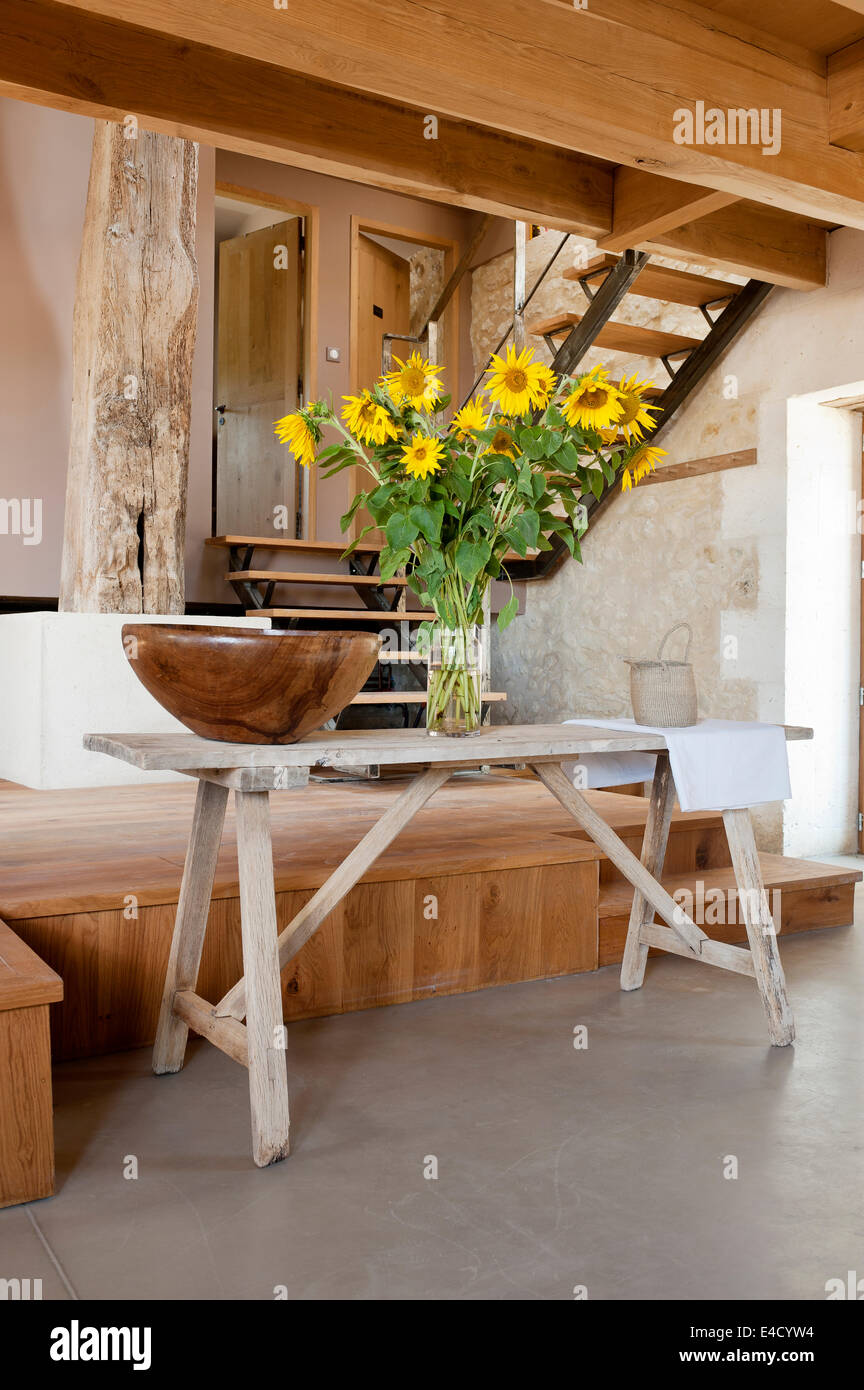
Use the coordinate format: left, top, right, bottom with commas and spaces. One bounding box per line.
625, 623, 698, 728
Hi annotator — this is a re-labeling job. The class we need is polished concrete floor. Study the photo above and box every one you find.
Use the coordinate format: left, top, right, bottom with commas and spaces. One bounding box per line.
2, 890, 862, 1301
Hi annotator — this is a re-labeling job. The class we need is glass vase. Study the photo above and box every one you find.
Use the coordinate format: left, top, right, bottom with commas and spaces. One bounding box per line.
426, 624, 485, 736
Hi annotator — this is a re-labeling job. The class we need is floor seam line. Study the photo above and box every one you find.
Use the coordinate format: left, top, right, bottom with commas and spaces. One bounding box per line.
25, 1206, 79, 1301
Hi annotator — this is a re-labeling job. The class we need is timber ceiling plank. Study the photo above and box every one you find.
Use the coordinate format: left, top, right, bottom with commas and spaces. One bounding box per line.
40, 0, 864, 227
828, 38, 864, 151
0, 0, 612, 235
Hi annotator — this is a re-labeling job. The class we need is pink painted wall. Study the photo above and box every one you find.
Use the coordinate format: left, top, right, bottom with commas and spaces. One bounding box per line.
0, 98, 89, 598
0, 95, 487, 606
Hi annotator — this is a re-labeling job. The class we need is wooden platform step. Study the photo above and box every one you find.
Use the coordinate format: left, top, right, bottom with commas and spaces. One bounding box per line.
208, 535, 383, 555
528, 312, 701, 359
598, 852, 861, 966
228, 570, 408, 587
564, 253, 741, 309
249, 608, 435, 621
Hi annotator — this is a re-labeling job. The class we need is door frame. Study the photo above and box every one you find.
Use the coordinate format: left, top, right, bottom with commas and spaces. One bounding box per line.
215, 180, 320, 539
348, 216, 460, 537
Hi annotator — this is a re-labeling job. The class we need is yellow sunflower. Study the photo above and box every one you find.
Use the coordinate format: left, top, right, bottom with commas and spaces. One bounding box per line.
486, 345, 551, 415
615, 374, 661, 443
274, 410, 317, 467
341, 390, 398, 446
384, 351, 443, 411
621, 443, 667, 491
401, 432, 446, 480
561, 372, 624, 431
450, 395, 488, 441
487, 423, 518, 459
531, 362, 558, 408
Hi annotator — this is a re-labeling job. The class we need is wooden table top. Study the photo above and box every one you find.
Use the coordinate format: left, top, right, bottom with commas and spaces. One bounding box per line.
84, 722, 813, 773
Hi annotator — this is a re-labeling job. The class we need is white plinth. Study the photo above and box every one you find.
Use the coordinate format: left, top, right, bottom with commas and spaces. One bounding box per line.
0, 612, 272, 788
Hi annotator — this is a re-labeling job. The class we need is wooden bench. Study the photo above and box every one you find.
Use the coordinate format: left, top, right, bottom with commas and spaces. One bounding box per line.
0, 917, 63, 1207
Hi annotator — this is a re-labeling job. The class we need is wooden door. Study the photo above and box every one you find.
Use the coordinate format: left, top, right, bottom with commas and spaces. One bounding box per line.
355, 233, 411, 388
216, 218, 302, 536
353, 235, 411, 542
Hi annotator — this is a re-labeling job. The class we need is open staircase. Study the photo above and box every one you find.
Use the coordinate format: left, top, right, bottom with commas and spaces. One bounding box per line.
508, 246, 772, 580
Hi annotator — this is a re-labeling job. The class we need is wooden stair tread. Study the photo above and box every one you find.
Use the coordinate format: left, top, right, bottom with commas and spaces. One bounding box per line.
528, 313, 701, 358
0, 917, 63, 1010
228, 569, 408, 587
563, 254, 740, 309
599, 851, 862, 917
351, 691, 507, 704
250, 607, 435, 621
209, 535, 383, 554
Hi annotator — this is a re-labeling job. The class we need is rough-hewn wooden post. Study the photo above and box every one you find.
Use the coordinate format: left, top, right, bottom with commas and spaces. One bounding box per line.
59, 121, 198, 613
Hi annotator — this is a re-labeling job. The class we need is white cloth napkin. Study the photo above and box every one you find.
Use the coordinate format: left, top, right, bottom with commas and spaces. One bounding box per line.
562, 717, 792, 812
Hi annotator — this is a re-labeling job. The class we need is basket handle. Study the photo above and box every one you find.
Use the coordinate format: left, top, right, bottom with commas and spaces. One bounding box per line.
657, 622, 692, 663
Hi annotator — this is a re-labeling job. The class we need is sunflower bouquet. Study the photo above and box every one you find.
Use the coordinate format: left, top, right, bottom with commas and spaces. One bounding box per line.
275, 346, 664, 733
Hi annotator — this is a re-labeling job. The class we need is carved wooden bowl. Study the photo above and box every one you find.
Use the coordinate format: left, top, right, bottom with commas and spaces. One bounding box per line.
121, 624, 382, 743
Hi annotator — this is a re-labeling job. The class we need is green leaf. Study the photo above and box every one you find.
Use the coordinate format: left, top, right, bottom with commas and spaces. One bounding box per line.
385, 513, 420, 550
379, 546, 411, 581
517, 459, 534, 497
340, 524, 377, 559
408, 501, 444, 544
513, 510, 540, 550
339, 492, 367, 533
503, 527, 527, 558
588, 468, 605, 500
447, 471, 472, 503
454, 538, 491, 584
497, 594, 519, 630
555, 440, 584, 472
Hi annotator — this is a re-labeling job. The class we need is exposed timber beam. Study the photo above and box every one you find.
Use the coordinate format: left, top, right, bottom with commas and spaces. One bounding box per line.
599, 169, 739, 253
0, 0, 612, 236
33, 0, 864, 229
59, 122, 198, 613
642, 201, 827, 291
828, 39, 864, 152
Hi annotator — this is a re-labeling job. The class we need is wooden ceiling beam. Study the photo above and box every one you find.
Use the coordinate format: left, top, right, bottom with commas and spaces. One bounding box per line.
598, 169, 739, 253
642, 201, 827, 291
37, 0, 864, 228
828, 39, 864, 151
0, 0, 612, 236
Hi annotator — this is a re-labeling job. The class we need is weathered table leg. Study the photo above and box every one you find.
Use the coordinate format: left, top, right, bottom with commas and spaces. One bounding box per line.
153, 779, 229, 1075
235, 788, 291, 1166
723, 808, 796, 1046
620, 752, 675, 991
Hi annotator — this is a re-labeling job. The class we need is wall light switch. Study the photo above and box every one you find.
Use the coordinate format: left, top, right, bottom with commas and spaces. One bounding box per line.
325, 346, 341, 363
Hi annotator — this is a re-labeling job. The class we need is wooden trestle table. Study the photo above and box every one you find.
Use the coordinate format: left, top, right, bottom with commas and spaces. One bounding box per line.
86, 722, 811, 1166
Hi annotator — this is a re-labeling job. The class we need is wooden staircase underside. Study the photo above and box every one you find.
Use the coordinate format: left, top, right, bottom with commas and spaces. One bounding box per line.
506, 248, 774, 580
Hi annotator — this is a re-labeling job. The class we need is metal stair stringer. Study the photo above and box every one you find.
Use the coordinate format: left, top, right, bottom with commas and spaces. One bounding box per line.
506, 265, 774, 581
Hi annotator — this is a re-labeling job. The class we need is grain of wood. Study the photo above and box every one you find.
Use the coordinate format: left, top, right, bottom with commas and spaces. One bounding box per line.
172, 989, 249, 1066
59, 121, 198, 612
639, 923, 755, 975
722, 808, 796, 1045
235, 789, 291, 1164
152, 779, 228, 1074
84, 724, 811, 774
620, 752, 675, 990
535, 762, 710, 954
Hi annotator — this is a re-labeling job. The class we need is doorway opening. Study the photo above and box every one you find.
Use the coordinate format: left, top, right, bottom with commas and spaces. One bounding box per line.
213, 187, 317, 539
348, 216, 460, 538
